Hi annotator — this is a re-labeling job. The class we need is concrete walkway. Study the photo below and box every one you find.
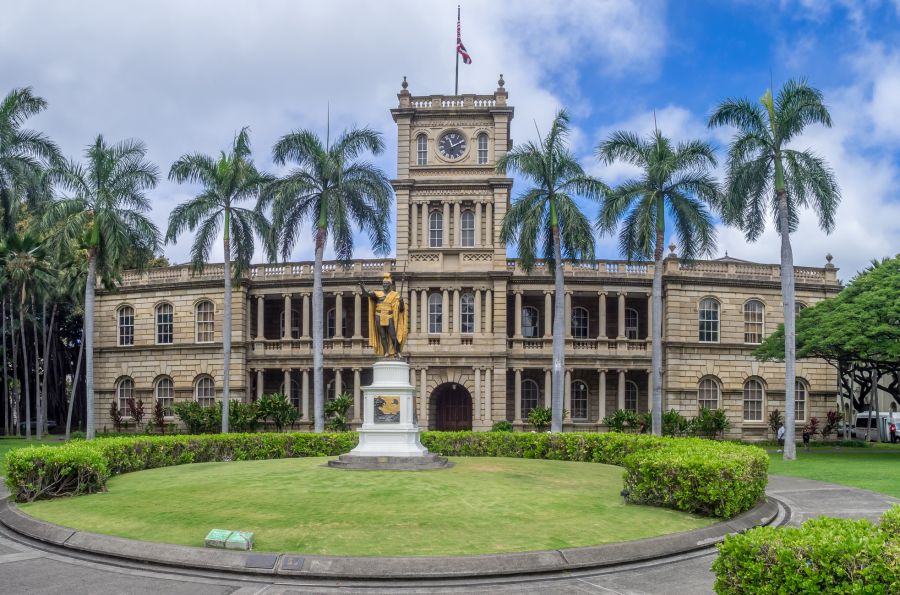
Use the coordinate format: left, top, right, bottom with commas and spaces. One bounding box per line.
0, 475, 896, 594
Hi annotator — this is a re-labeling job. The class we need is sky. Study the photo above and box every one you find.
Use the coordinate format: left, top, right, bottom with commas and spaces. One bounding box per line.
2, 0, 899, 279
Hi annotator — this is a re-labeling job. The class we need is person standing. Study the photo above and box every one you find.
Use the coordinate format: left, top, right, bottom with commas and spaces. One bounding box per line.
777, 424, 786, 453
890, 422, 897, 444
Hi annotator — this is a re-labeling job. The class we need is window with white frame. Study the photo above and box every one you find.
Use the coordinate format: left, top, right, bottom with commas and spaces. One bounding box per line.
460, 292, 475, 334
743, 378, 764, 421
429, 210, 443, 247
698, 298, 720, 342
477, 133, 489, 164
195, 376, 215, 407
795, 379, 807, 421
571, 380, 588, 419
698, 377, 720, 410
625, 307, 639, 339
416, 134, 427, 165
116, 377, 134, 415
625, 380, 639, 412
522, 379, 540, 417
743, 300, 765, 344
155, 377, 174, 417
460, 210, 475, 247
326, 308, 347, 338
118, 306, 134, 346
156, 303, 173, 344
522, 306, 540, 338
428, 293, 442, 334
195, 301, 214, 343
572, 307, 589, 339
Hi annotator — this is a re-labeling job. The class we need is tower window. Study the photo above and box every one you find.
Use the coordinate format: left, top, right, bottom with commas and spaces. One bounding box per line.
460, 292, 475, 334
477, 133, 489, 164
416, 134, 427, 165
461, 210, 475, 247
428, 293, 442, 334
429, 210, 443, 247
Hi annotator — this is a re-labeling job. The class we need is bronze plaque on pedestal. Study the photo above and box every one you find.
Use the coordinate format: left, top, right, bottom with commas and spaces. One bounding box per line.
374, 396, 401, 424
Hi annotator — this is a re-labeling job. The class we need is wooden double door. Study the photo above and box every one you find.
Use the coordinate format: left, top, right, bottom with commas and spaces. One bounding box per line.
433, 383, 473, 431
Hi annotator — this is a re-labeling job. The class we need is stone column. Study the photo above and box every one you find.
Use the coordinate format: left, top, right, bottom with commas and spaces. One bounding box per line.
646, 369, 653, 414
421, 202, 429, 247
453, 201, 461, 247
410, 203, 418, 249
598, 291, 607, 340
353, 292, 362, 339
334, 369, 342, 399
301, 369, 310, 422
256, 369, 264, 400
514, 368, 523, 423
565, 291, 573, 339
474, 289, 482, 335
484, 368, 492, 423
452, 289, 460, 335
618, 369, 626, 411
645, 291, 652, 343
282, 294, 292, 340
420, 289, 428, 334
409, 290, 417, 335
486, 202, 493, 245
302, 293, 310, 338
283, 369, 291, 402
419, 368, 428, 423
256, 295, 265, 340
442, 201, 450, 247
543, 291, 552, 338
544, 369, 552, 408
352, 368, 361, 423
475, 368, 482, 422
474, 202, 483, 247
617, 292, 626, 340
597, 369, 607, 422
564, 369, 572, 419
441, 289, 450, 334
410, 367, 417, 422
334, 292, 343, 338
514, 290, 523, 339
485, 289, 493, 334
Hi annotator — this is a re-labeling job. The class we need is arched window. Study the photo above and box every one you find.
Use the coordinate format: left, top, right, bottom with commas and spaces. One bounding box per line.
155, 377, 174, 417
477, 133, 489, 164
116, 377, 134, 415
195, 301, 214, 343
522, 306, 540, 338
571, 380, 589, 420
279, 308, 301, 339
118, 306, 134, 346
416, 134, 428, 165
625, 380, 639, 412
625, 307, 639, 339
428, 293, 442, 334
460, 292, 475, 334
743, 300, 765, 344
522, 379, 540, 417
460, 210, 475, 247
698, 298, 720, 342
156, 303, 173, 344
326, 308, 347, 339
698, 377, 720, 411
795, 379, 807, 422
571, 307, 589, 339
743, 378, 764, 421
195, 376, 215, 407
429, 210, 443, 247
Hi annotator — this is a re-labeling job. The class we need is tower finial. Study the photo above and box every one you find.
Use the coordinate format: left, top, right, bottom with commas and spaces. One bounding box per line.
498, 74, 505, 88
401, 76, 408, 90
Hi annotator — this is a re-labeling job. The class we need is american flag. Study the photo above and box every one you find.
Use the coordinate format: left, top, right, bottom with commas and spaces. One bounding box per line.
457, 18, 472, 64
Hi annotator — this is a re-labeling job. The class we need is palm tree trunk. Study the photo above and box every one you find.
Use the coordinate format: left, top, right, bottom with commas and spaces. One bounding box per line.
313, 227, 325, 433
2, 297, 9, 437
65, 330, 85, 440
551, 224, 565, 433
651, 230, 664, 436
10, 301, 19, 436
221, 215, 232, 433
84, 253, 97, 440
20, 296, 31, 440
33, 296, 42, 440
39, 302, 57, 437
777, 190, 796, 460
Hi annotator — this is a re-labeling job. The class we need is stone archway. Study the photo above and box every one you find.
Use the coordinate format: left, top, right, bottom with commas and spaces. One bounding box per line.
431, 382, 473, 431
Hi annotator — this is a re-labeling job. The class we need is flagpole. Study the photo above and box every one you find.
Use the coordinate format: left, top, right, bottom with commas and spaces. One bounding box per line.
455, 5, 460, 95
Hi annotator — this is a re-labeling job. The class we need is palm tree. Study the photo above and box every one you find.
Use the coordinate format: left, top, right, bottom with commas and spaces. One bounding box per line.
709, 79, 840, 460
263, 127, 391, 432
596, 128, 719, 435
498, 110, 606, 433
45, 135, 160, 439
167, 127, 272, 432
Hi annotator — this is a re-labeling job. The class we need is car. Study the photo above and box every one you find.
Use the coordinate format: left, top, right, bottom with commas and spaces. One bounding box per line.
851, 412, 900, 442
17, 420, 58, 435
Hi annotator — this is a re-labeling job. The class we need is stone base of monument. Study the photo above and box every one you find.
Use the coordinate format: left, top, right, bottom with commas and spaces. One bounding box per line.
327, 359, 450, 471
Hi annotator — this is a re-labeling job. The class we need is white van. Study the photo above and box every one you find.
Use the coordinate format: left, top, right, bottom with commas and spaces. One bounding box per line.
852, 412, 900, 442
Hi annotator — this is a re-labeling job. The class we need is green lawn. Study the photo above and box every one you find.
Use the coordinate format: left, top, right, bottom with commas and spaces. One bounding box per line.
767, 449, 900, 499
20, 457, 713, 556
0, 437, 63, 471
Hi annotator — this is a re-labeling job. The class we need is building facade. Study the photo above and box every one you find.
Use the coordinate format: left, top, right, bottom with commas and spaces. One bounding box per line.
94, 78, 842, 439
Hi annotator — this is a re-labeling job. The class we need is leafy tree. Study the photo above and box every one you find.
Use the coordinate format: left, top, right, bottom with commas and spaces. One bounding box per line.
166, 127, 272, 432
710, 79, 841, 460
596, 128, 718, 435
325, 393, 353, 432
527, 406, 552, 432
498, 110, 606, 432
44, 135, 161, 439
256, 392, 299, 432
263, 127, 391, 432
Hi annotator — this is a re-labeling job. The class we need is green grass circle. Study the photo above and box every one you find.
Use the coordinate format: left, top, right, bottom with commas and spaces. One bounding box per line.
21, 457, 713, 556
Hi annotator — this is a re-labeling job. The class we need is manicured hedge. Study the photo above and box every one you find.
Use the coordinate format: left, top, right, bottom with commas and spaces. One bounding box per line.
712, 505, 900, 594
5, 431, 767, 519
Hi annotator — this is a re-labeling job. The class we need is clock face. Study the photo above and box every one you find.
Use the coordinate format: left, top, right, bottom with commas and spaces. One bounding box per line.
438, 131, 467, 159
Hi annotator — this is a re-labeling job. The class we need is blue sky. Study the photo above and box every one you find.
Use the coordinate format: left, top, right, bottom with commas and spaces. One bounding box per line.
2, 0, 898, 277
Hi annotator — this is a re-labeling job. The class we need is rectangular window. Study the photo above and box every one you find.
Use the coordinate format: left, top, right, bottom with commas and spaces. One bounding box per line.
196, 302, 214, 343
477, 134, 488, 164
795, 382, 807, 421
156, 305, 173, 344
417, 135, 427, 165
461, 294, 474, 334
118, 308, 134, 346
428, 295, 442, 334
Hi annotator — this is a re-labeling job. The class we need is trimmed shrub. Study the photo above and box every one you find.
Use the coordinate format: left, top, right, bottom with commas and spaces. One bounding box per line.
490, 420, 513, 432
713, 505, 900, 594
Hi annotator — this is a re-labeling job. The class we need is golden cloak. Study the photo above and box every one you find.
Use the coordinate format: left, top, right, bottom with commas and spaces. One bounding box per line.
367, 290, 408, 356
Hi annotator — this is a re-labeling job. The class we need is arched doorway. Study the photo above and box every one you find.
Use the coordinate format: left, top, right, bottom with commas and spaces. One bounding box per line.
432, 383, 473, 431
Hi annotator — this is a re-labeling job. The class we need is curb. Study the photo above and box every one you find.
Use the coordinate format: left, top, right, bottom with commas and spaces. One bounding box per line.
0, 496, 779, 580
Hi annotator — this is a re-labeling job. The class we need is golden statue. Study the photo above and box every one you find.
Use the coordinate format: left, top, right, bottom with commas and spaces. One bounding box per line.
359, 273, 408, 357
